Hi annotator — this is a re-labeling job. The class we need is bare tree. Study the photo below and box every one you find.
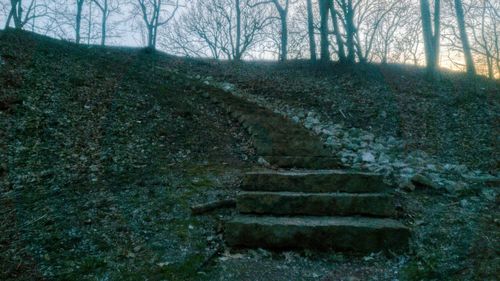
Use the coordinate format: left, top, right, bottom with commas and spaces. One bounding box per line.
250, 0, 290, 61
134, 0, 179, 50
318, 0, 329, 61
442, 0, 498, 78
352, 0, 399, 63
395, 19, 424, 65
5, 0, 45, 29
75, 0, 85, 44
91, 0, 119, 46
336, 0, 356, 63
469, 0, 498, 78
306, 0, 316, 61
420, 0, 440, 76
453, 0, 475, 75
330, 0, 346, 62
164, 0, 272, 60
235, 0, 243, 59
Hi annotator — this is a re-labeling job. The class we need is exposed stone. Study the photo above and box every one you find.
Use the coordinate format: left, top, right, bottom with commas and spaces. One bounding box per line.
361, 152, 375, 162
411, 173, 440, 190
447, 181, 468, 194
400, 167, 415, 176
400, 180, 416, 191
480, 188, 497, 202
378, 153, 390, 164
463, 175, 500, 187
221, 82, 235, 92
211, 80, 488, 198
361, 134, 375, 142
257, 156, 271, 167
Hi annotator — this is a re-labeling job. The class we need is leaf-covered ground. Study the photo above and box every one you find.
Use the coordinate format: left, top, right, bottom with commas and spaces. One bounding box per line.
1, 30, 499, 281
0, 30, 255, 280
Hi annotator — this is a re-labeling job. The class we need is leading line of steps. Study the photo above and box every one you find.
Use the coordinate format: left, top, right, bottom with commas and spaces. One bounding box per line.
198, 85, 410, 253
225, 170, 411, 253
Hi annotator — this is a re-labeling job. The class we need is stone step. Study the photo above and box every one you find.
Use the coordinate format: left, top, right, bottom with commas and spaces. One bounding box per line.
242, 170, 389, 193
237, 191, 395, 217
225, 215, 410, 253
263, 156, 342, 169
253, 139, 327, 157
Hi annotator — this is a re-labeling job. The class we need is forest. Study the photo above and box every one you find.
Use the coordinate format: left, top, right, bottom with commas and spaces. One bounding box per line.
0, 0, 499, 281
2, 0, 500, 78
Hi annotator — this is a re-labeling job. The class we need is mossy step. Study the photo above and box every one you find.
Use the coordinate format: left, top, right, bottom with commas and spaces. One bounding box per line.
254, 140, 327, 157
263, 156, 342, 169
225, 215, 410, 253
237, 191, 395, 217
242, 170, 389, 193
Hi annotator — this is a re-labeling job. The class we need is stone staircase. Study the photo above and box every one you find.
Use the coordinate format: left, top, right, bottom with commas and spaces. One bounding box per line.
201, 84, 410, 253
225, 170, 410, 253
203, 84, 340, 169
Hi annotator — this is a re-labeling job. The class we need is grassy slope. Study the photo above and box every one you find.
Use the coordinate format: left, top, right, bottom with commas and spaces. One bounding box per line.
0, 30, 253, 280
0, 30, 498, 281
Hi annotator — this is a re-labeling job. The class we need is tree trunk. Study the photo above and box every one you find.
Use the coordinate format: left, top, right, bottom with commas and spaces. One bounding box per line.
76, 0, 84, 44
306, 0, 316, 61
486, 57, 493, 79
319, 0, 330, 62
354, 33, 365, 63
330, 0, 346, 63
88, 0, 92, 45
12, 0, 22, 29
235, 0, 242, 60
454, 0, 475, 76
344, 0, 356, 63
101, 5, 107, 46
101, 12, 108, 46
433, 0, 441, 66
147, 25, 154, 49
5, 8, 13, 29
420, 0, 436, 76
151, 26, 156, 49
382, 43, 389, 64
280, 11, 288, 61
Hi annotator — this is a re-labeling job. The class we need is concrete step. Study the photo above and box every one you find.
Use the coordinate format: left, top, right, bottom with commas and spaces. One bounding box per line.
237, 191, 395, 217
225, 215, 410, 253
263, 156, 342, 169
242, 170, 389, 193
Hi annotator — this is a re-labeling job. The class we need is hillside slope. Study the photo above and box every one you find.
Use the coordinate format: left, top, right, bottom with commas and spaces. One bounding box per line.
169, 59, 499, 171
0, 30, 498, 281
0, 30, 254, 280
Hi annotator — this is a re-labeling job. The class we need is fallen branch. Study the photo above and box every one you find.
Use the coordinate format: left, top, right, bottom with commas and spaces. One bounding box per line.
339, 109, 347, 119
190, 199, 236, 215
197, 242, 224, 272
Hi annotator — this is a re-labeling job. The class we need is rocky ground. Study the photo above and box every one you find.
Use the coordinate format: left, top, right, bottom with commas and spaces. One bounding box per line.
1, 30, 499, 280
196, 65, 499, 280
180, 61, 499, 172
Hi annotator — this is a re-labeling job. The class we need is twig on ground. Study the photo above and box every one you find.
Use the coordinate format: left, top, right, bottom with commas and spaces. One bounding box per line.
197, 242, 224, 272
190, 199, 236, 215
339, 109, 347, 119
